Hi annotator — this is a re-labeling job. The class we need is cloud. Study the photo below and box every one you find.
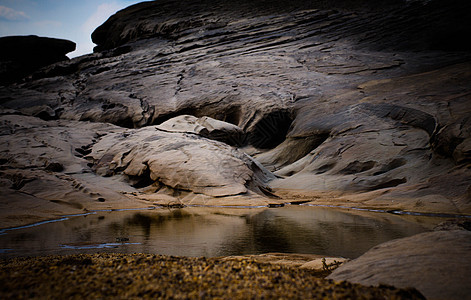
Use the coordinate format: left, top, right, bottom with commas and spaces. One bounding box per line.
81, 2, 122, 34
0, 5, 29, 21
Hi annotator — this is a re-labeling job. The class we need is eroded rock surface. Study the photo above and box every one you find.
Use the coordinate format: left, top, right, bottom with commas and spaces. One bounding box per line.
0, 113, 150, 227
327, 230, 471, 300
156, 115, 246, 146
1, 0, 471, 226
271, 64, 471, 214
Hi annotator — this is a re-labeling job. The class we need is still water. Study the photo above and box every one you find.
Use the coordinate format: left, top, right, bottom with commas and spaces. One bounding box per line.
0, 205, 444, 259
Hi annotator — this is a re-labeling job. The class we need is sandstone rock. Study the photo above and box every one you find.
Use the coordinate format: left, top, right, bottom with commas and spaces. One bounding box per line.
156, 115, 246, 146
327, 230, 471, 300
88, 125, 275, 200
0, 114, 149, 227
270, 63, 471, 215
0, 35, 75, 84
0, 0, 471, 226
91, 0, 471, 52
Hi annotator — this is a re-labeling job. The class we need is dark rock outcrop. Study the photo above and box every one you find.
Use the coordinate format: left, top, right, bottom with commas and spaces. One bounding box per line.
92, 0, 471, 53
1, 0, 471, 225
0, 35, 76, 84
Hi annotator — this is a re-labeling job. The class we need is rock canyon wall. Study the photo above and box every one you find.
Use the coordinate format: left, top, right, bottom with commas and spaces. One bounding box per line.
1, 0, 471, 227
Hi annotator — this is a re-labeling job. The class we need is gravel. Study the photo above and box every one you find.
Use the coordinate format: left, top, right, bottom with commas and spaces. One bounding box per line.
0, 253, 425, 299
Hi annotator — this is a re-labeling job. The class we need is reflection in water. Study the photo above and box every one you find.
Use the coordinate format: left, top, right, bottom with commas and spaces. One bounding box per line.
0, 206, 444, 258
229, 207, 430, 257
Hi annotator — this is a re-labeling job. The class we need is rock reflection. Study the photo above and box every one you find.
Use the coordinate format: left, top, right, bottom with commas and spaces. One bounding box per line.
225, 206, 434, 258
122, 210, 193, 239
0, 206, 443, 258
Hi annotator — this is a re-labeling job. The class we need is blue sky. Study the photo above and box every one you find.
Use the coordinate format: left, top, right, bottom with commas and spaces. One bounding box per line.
0, 0, 145, 57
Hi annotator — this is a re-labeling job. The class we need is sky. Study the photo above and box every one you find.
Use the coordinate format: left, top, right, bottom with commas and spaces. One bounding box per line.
0, 0, 145, 57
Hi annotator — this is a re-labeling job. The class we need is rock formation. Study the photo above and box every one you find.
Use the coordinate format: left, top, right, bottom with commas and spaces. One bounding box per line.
1, 0, 471, 226
0, 35, 76, 84
327, 229, 471, 300
88, 124, 275, 203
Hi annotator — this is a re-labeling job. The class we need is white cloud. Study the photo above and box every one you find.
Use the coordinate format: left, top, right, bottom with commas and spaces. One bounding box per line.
81, 2, 122, 34
0, 5, 29, 21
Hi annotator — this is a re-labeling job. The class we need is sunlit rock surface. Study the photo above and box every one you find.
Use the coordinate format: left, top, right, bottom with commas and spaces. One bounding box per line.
1, 0, 471, 226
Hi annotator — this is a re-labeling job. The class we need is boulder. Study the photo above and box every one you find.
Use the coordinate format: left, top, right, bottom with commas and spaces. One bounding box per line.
327, 230, 471, 300
88, 126, 275, 200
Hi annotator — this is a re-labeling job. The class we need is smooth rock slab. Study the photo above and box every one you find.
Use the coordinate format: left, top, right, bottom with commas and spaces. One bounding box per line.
327, 230, 471, 300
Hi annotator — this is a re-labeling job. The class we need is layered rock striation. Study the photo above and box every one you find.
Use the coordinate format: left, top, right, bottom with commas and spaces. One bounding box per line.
1, 0, 471, 226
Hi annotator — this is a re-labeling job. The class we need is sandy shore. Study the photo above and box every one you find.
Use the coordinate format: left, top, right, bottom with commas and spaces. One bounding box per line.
0, 253, 425, 299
